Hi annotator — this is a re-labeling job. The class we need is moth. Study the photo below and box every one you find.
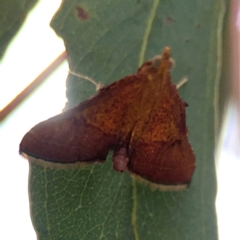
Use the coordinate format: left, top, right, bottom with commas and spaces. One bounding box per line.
20, 47, 195, 190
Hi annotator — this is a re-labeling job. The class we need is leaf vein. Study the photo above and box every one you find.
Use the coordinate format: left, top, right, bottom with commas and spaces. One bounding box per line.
138, 0, 160, 67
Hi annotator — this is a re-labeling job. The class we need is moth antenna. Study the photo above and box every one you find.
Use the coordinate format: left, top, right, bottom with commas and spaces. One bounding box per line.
176, 77, 188, 89
68, 71, 102, 91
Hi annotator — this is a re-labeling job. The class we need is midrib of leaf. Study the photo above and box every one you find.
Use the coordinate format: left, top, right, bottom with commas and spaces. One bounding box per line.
138, 0, 160, 67
132, 1, 160, 239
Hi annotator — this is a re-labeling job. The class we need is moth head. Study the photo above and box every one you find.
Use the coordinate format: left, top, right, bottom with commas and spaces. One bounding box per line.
151, 55, 175, 70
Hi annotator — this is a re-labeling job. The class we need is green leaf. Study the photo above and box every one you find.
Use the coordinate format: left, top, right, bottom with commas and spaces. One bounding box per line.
0, 0, 38, 59
29, 0, 228, 239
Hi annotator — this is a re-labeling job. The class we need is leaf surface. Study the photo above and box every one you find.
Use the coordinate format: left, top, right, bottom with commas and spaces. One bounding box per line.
29, 0, 227, 239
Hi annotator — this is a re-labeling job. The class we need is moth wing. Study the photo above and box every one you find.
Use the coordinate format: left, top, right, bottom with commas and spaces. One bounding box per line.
20, 75, 142, 164
128, 82, 195, 186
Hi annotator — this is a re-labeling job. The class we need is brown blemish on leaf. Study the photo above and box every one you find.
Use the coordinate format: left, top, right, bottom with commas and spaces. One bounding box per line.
76, 6, 89, 20
166, 17, 174, 24
196, 23, 201, 29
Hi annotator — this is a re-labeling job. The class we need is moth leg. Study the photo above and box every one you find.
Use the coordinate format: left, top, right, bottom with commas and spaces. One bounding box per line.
112, 144, 129, 172
176, 77, 188, 89
68, 71, 102, 91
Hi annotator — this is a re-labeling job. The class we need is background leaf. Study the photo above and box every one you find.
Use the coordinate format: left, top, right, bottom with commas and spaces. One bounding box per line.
28, 0, 228, 239
0, 0, 38, 60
